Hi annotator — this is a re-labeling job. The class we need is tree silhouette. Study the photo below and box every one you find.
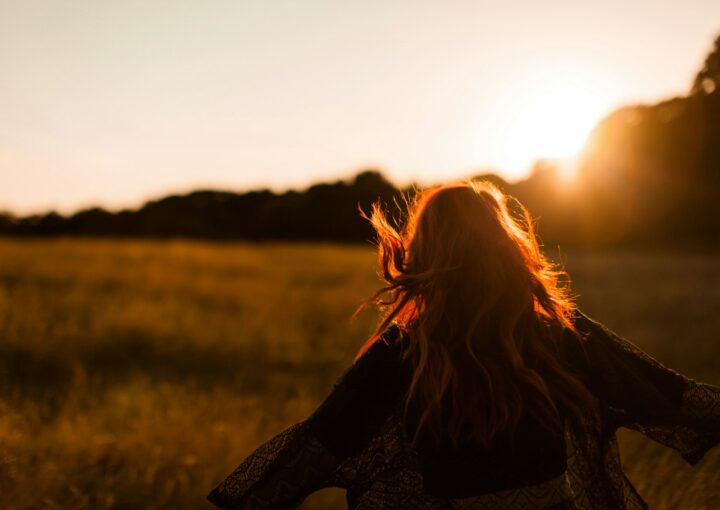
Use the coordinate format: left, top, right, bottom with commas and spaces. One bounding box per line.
691, 33, 720, 95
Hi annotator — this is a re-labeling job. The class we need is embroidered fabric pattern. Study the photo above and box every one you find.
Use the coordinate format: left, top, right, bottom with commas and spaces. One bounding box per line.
626, 382, 720, 466
448, 472, 570, 509
208, 413, 690, 510
207, 422, 337, 509
682, 382, 720, 425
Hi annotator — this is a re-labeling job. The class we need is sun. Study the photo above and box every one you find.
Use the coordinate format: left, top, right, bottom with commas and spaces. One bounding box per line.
478, 71, 613, 182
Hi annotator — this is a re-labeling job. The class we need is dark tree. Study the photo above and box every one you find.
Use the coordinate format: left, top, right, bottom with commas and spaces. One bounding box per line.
691, 33, 720, 95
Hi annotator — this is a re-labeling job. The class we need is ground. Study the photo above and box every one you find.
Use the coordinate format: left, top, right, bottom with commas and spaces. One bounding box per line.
0, 238, 717, 509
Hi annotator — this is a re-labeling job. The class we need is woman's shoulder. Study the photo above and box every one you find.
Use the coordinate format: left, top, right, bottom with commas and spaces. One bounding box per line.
379, 322, 408, 344
554, 309, 622, 383
360, 324, 409, 360
346, 324, 413, 391
559, 309, 619, 354
561, 309, 663, 366
565, 308, 604, 337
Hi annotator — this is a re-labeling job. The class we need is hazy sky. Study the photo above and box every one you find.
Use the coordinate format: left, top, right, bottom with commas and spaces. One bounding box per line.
1, 1, 718, 215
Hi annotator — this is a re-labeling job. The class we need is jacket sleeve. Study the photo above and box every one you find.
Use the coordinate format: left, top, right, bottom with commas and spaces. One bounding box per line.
573, 311, 720, 465
207, 326, 407, 509
206, 420, 337, 509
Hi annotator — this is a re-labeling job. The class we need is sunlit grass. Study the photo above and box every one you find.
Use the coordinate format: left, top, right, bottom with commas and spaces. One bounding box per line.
0, 238, 717, 509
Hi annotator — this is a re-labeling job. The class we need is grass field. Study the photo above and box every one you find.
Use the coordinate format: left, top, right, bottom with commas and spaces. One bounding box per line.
0, 238, 718, 509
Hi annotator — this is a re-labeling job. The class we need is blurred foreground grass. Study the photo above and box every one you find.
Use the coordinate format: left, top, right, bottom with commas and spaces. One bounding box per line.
0, 238, 718, 509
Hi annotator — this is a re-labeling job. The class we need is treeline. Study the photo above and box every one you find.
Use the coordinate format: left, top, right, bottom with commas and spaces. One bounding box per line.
2, 36, 719, 249
0, 171, 404, 243
573, 89, 720, 248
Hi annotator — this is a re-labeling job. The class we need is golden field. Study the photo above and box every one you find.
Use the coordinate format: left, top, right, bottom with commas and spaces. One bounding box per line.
0, 238, 718, 509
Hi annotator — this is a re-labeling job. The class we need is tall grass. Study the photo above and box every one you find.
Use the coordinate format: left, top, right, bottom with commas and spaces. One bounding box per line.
0, 238, 717, 509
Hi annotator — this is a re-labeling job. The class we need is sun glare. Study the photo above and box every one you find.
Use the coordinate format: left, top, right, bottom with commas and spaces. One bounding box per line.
477, 70, 613, 182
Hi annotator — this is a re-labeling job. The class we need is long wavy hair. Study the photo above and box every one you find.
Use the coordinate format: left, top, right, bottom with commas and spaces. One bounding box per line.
356, 180, 596, 448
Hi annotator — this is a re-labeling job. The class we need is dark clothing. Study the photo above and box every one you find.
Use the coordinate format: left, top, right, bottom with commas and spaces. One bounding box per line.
208, 311, 720, 509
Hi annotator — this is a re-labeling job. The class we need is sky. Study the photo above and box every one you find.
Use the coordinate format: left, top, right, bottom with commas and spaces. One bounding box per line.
1, 1, 718, 215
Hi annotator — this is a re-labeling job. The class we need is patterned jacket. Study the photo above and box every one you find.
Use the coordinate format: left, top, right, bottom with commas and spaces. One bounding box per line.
207, 312, 720, 509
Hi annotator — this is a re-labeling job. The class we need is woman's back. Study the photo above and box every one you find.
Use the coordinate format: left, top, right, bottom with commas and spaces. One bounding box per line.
313, 324, 570, 499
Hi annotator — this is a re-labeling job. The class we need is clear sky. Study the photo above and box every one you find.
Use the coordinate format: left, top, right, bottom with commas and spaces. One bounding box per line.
1, 1, 718, 215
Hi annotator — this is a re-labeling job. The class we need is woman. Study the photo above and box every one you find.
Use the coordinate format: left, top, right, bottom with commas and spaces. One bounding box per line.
207, 181, 719, 509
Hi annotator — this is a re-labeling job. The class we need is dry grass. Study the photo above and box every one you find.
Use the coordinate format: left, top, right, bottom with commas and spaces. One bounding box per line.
0, 238, 717, 509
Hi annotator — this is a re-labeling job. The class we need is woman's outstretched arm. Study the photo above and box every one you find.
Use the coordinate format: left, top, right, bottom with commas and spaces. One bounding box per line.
207, 326, 408, 509
573, 312, 720, 465
206, 420, 338, 509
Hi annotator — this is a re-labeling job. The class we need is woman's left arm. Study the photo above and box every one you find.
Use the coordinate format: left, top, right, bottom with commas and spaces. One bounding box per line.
671, 381, 720, 464
574, 312, 720, 465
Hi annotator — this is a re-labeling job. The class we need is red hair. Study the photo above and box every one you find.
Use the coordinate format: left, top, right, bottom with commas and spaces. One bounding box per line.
357, 181, 596, 448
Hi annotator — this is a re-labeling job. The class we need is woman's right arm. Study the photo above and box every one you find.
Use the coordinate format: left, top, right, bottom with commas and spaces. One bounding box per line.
206, 419, 339, 509
207, 325, 409, 509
